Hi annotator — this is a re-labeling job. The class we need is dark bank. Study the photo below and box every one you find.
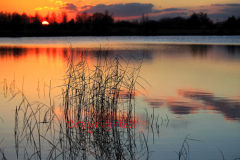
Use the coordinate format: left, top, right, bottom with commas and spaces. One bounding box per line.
1, 11, 240, 37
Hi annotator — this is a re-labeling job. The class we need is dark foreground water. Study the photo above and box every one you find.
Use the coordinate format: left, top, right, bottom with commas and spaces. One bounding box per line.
0, 36, 240, 160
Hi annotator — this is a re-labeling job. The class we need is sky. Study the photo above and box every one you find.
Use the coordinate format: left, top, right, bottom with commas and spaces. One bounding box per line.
0, 0, 240, 21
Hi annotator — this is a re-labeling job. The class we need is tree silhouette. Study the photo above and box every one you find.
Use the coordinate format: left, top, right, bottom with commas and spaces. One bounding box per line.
50, 12, 57, 24
224, 16, 237, 30
62, 12, 67, 23
0, 10, 239, 36
11, 12, 22, 32
187, 12, 213, 29
91, 10, 113, 32
32, 12, 41, 30
159, 17, 187, 29
61, 12, 68, 29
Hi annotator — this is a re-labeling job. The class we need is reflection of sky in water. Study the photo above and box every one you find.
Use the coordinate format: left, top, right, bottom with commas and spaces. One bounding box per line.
0, 41, 240, 159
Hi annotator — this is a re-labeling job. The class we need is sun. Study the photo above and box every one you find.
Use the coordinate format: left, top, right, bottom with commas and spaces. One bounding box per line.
42, 21, 49, 25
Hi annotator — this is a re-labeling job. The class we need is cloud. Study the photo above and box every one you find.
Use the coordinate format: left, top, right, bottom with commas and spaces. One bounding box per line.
220, 6, 240, 15
80, 5, 93, 9
193, 3, 240, 21
34, 6, 58, 11
208, 4, 240, 21
54, 2, 240, 20
79, 3, 188, 19
60, 3, 78, 12
34, 7, 43, 10
211, 4, 225, 6
55, 1, 63, 5
211, 3, 240, 15
199, 9, 209, 12
162, 8, 186, 12
211, 3, 240, 7
79, 3, 154, 17
50, 7, 59, 10
150, 12, 188, 20
153, 7, 185, 14
153, 10, 162, 13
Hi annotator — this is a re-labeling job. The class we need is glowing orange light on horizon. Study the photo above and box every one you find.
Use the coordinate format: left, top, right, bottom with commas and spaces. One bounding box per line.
42, 21, 49, 25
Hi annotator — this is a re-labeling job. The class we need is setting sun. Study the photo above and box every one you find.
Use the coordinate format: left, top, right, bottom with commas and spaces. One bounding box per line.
42, 21, 49, 25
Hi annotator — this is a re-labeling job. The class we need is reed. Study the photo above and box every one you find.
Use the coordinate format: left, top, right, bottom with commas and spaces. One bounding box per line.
12, 48, 151, 160
0, 117, 6, 160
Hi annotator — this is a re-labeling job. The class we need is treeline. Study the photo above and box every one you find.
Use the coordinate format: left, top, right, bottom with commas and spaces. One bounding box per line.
0, 10, 240, 36
0, 11, 114, 32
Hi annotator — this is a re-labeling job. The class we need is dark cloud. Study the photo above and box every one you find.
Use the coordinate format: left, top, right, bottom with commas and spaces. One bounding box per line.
77, 3, 187, 19
153, 10, 162, 13
220, 7, 240, 15
79, 3, 154, 17
60, 3, 78, 12
153, 8, 185, 13
211, 3, 240, 7
209, 10, 240, 21
211, 4, 225, 6
162, 8, 186, 12
207, 3, 240, 21
199, 9, 209, 12
61, 2, 239, 20
150, 12, 188, 20
80, 5, 93, 9
159, 12, 187, 17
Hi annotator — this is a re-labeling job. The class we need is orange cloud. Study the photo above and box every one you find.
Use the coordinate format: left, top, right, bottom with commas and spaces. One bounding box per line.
56, 1, 63, 5
34, 6, 58, 11
34, 7, 43, 10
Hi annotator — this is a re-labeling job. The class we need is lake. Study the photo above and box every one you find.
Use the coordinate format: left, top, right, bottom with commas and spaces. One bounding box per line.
0, 36, 240, 160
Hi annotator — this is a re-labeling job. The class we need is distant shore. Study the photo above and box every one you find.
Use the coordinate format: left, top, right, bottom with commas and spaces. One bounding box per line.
1, 29, 240, 37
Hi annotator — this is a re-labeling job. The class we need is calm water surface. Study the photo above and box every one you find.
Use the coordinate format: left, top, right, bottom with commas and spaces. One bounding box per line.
0, 36, 240, 160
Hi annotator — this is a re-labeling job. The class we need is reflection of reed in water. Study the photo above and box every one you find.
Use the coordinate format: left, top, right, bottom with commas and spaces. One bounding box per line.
12, 49, 151, 160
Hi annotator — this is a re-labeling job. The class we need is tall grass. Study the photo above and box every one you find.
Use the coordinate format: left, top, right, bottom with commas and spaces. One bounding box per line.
11, 48, 151, 160
0, 117, 6, 160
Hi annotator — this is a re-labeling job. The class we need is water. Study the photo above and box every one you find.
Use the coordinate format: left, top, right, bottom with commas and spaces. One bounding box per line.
0, 36, 240, 160
1, 36, 240, 47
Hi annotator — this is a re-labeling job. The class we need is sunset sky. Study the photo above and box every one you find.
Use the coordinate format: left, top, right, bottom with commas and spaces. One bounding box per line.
0, 0, 240, 21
